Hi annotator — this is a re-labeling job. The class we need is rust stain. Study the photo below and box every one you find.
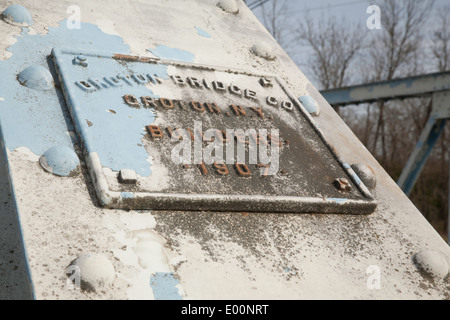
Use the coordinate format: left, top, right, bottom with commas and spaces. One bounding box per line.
113, 54, 160, 62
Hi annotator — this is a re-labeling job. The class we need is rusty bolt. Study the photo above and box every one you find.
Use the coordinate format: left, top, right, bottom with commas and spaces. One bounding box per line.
333, 178, 352, 192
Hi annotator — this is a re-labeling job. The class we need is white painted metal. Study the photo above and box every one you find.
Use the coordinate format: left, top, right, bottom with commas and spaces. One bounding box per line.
0, 0, 449, 300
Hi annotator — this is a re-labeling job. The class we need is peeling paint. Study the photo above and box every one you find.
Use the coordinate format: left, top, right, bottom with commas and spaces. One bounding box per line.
195, 27, 211, 38
327, 198, 348, 204
150, 272, 183, 300
343, 163, 362, 186
0, 20, 129, 157
299, 95, 319, 116
0, 18, 172, 177
53, 48, 169, 176
102, 211, 185, 300
147, 45, 195, 63
121, 192, 134, 199
1, 0, 449, 301
351, 173, 362, 186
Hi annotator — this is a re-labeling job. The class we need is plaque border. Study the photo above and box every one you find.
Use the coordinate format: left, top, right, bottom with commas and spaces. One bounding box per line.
52, 47, 376, 214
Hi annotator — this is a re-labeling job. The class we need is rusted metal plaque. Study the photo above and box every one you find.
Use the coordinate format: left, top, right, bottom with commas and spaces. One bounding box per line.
52, 48, 376, 214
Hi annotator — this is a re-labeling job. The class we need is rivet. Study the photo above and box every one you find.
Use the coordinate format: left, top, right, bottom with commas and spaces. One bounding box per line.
250, 43, 276, 61
351, 163, 376, 189
413, 250, 449, 279
74, 55, 88, 67
39, 146, 79, 177
18, 65, 54, 91
118, 169, 137, 184
217, 0, 239, 14
67, 254, 115, 292
1, 5, 33, 26
333, 178, 352, 192
299, 95, 320, 116
259, 77, 273, 88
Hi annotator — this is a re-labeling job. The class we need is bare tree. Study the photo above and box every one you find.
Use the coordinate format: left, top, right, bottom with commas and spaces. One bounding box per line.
431, 6, 450, 235
296, 13, 366, 91
259, 0, 295, 52
370, 0, 435, 81
366, 0, 435, 165
432, 6, 450, 72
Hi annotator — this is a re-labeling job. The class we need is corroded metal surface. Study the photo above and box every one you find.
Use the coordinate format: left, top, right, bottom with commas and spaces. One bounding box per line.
0, 0, 448, 301
53, 48, 375, 213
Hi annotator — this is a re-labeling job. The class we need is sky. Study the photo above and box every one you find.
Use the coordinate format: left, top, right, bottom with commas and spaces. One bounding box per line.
251, 0, 450, 87
252, 0, 449, 28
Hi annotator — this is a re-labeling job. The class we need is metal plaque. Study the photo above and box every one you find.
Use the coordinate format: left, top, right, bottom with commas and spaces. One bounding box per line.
52, 48, 376, 214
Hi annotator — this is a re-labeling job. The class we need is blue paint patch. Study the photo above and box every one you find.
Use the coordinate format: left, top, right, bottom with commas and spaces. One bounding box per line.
321, 89, 352, 106
2, 5, 34, 26
150, 272, 183, 300
194, 27, 211, 38
389, 77, 415, 89
147, 45, 195, 63
40, 146, 79, 176
53, 48, 169, 176
18, 65, 53, 90
327, 198, 348, 204
342, 162, 362, 185
0, 20, 130, 158
351, 173, 362, 186
299, 95, 318, 114
121, 192, 134, 199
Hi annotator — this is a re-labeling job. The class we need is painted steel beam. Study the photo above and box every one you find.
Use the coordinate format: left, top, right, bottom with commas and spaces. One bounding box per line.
397, 117, 446, 196
321, 72, 450, 106
397, 91, 450, 195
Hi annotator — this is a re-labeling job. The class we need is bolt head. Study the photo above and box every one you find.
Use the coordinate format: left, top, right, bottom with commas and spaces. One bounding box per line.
67, 253, 115, 292
299, 95, 320, 117
39, 146, 79, 177
250, 43, 276, 61
18, 65, 54, 91
259, 77, 273, 87
414, 250, 449, 279
2, 5, 34, 26
217, 0, 239, 14
333, 178, 352, 192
